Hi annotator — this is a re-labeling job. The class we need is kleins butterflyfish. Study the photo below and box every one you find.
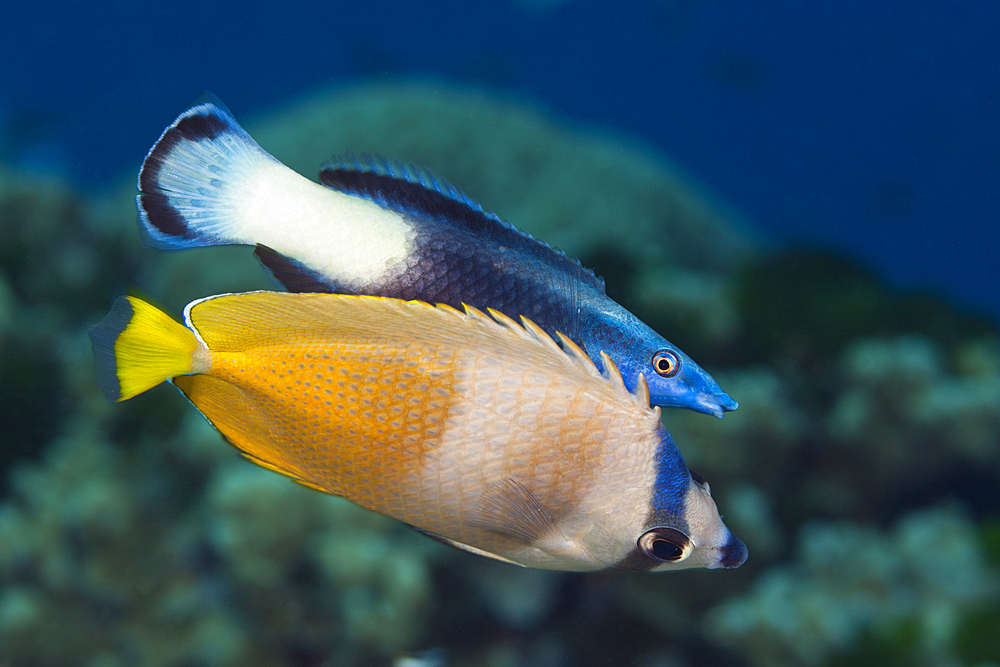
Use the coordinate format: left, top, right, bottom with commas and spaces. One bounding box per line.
135, 96, 738, 419
89, 292, 747, 572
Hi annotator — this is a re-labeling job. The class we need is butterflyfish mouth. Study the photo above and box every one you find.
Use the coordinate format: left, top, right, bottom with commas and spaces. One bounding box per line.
718, 534, 748, 569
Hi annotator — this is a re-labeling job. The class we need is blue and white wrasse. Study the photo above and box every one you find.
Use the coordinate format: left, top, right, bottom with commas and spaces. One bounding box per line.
136, 95, 738, 418
88, 291, 747, 571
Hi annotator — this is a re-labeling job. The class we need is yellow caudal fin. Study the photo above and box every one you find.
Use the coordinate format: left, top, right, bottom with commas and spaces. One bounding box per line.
88, 296, 202, 401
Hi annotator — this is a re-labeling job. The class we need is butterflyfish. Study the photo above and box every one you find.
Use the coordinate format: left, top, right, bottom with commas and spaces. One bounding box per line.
135, 95, 738, 419
88, 292, 747, 572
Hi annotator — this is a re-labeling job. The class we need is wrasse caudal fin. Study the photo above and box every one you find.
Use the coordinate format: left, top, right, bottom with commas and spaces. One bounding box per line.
136, 93, 279, 250
88, 296, 201, 401
138, 97, 416, 292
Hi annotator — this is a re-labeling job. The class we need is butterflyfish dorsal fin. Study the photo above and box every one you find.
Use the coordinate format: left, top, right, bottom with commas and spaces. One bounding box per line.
485, 307, 557, 353
518, 315, 567, 358
631, 372, 652, 411
555, 331, 603, 379
599, 350, 628, 393
460, 303, 491, 322
486, 307, 603, 380
471, 478, 559, 545
485, 306, 519, 330
182, 292, 661, 421
183, 291, 433, 351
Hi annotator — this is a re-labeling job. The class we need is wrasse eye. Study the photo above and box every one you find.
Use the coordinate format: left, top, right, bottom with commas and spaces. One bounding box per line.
638, 527, 691, 563
652, 350, 680, 377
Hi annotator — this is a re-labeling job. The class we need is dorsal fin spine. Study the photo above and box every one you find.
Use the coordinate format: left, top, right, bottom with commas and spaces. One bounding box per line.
518, 316, 565, 357
599, 351, 628, 394
631, 373, 651, 409
555, 331, 602, 378
485, 307, 519, 331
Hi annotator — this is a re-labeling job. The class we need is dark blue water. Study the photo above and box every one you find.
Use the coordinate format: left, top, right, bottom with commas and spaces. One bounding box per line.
3, 0, 997, 320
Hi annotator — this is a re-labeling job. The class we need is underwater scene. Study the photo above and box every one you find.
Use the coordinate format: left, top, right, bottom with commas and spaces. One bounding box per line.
2, 2, 998, 666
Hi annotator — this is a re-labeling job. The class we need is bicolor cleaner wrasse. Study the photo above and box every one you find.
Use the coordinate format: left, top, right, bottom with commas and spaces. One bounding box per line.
89, 292, 747, 572
135, 95, 738, 419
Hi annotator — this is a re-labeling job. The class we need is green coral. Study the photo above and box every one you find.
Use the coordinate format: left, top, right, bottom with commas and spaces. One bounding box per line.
705, 506, 1000, 667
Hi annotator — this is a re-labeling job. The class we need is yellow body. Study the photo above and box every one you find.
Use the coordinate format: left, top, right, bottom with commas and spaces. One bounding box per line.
91, 292, 741, 571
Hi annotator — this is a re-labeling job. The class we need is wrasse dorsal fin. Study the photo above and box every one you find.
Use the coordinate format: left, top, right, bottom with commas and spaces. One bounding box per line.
471, 478, 559, 545
325, 153, 480, 212
319, 154, 606, 294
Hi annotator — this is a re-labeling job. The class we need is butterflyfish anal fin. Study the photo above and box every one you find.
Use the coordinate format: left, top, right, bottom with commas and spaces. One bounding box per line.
471, 478, 559, 545
411, 527, 526, 567
89, 296, 201, 402
172, 373, 343, 496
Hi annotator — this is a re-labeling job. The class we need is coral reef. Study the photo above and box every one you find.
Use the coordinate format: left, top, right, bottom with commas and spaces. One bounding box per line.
0, 413, 441, 667
2, 81, 999, 666
706, 505, 999, 667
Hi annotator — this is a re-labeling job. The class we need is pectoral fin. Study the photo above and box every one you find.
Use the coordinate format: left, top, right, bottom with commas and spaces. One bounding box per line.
471, 478, 559, 545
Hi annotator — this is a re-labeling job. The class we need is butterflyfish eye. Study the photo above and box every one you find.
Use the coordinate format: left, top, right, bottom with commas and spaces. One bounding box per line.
638, 527, 691, 562
652, 350, 680, 377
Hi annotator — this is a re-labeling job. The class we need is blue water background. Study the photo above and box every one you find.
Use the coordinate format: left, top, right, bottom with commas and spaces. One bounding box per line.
3, 0, 997, 319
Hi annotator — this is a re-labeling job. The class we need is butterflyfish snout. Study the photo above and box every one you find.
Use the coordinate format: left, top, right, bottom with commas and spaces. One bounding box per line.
89, 291, 745, 572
